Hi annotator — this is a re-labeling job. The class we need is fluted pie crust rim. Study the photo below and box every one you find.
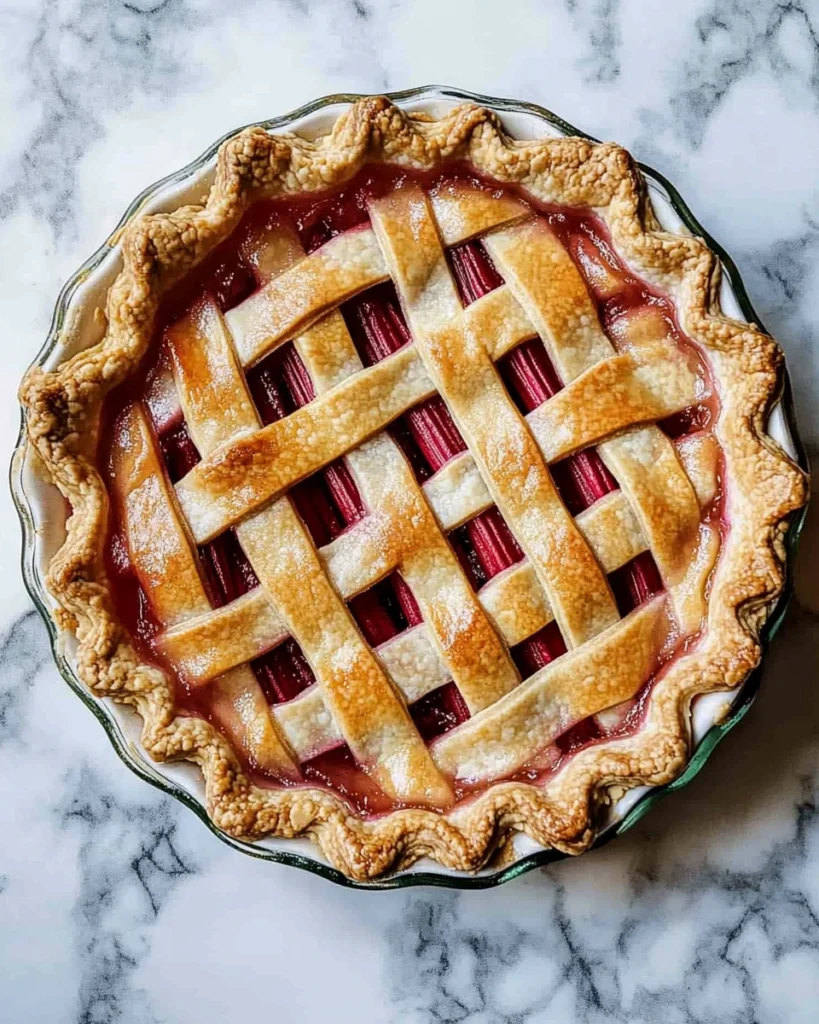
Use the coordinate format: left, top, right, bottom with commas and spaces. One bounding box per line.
20, 97, 807, 880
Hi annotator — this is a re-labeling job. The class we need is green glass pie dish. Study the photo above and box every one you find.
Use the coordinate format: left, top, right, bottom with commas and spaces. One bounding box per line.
11, 86, 809, 889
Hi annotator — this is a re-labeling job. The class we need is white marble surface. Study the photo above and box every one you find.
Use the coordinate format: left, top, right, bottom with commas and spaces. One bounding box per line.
1, 1, 818, 1021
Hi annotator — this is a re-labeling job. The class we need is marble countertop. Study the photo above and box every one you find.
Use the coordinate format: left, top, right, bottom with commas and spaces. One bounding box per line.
2, 2, 818, 1021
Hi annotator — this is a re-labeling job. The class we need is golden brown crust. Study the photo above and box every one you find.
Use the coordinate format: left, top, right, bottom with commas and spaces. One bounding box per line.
20, 97, 807, 880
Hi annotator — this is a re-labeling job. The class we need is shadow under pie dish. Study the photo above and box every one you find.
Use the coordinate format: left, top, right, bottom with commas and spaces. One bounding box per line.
17, 93, 808, 883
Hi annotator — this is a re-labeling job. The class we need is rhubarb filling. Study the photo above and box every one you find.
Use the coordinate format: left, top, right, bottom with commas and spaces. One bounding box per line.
100, 162, 722, 817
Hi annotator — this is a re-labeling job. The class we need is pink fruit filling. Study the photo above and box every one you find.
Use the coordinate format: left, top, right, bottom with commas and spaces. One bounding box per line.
344, 277, 550, 675
660, 404, 713, 439
510, 621, 568, 679
608, 551, 663, 618
549, 453, 618, 518
255, 639, 316, 705
348, 574, 420, 646
450, 239, 662, 615
186, 257, 257, 315
411, 683, 471, 741
247, 341, 316, 420
159, 420, 200, 484
448, 239, 503, 303
99, 162, 720, 814
199, 529, 259, 607
499, 337, 564, 412
346, 573, 468, 742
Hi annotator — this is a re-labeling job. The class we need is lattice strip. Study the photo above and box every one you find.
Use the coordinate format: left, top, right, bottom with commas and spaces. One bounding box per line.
430, 182, 528, 246
120, 176, 721, 794
167, 297, 452, 806
376, 625, 451, 702
109, 403, 297, 777
225, 227, 389, 367
175, 343, 437, 543
527, 349, 697, 462
242, 219, 365, 392
432, 596, 671, 783
419, 450, 492, 530
225, 182, 528, 371
274, 623, 451, 761
461, 285, 538, 360
486, 219, 614, 379
273, 685, 343, 761
486, 223, 709, 629
343, 433, 519, 713
162, 588, 288, 682
369, 187, 620, 648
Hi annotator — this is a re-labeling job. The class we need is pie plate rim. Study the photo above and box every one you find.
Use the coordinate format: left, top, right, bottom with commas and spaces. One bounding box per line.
11, 85, 810, 890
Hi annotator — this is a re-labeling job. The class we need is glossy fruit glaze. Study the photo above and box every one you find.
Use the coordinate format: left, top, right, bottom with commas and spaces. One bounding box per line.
100, 161, 722, 817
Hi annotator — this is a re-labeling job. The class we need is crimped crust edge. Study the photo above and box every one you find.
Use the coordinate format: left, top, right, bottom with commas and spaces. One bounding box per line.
20, 97, 807, 880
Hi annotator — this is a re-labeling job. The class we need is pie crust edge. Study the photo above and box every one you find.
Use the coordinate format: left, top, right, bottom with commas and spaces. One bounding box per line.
20, 97, 808, 880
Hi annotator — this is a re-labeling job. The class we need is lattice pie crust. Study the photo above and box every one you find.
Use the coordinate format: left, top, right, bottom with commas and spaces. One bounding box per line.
21, 99, 806, 879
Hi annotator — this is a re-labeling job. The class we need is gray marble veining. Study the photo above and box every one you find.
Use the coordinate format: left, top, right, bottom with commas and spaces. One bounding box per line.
1, 1, 817, 1021
60, 768, 198, 1023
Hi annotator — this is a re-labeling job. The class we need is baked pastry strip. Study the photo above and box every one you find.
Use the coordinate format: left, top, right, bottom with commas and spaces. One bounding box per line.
432, 596, 671, 782
161, 486, 646, 687
485, 224, 709, 630
225, 182, 529, 369
237, 220, 520, 714
109, 402, 298, 777
430, 182, 529, 246
369, 186, 620, 647
120, 172, 726, 793
343, 434, 519, 712
527, 348, 696, 462
166, 298, 452, 806
162, 587, 289, 682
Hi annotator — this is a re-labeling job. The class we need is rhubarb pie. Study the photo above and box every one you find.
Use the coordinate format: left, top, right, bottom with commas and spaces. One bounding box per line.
21, 98, 807, 879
